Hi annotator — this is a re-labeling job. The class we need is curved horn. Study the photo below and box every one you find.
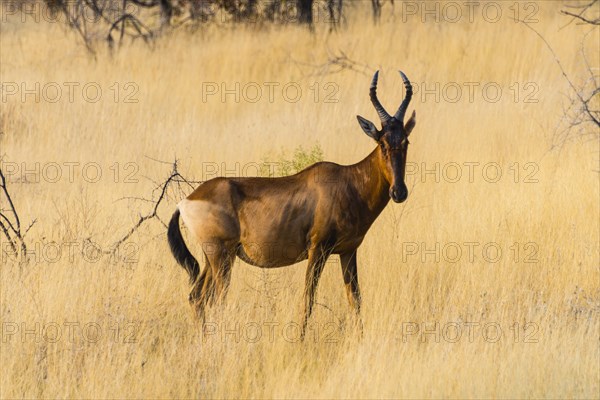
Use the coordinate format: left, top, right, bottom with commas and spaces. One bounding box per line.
369, 70, 392, 125
393, 71, 413, 123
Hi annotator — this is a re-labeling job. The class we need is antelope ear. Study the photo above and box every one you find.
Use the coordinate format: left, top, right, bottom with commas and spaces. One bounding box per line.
357, 115, 380, 141
404, 110, 416, 136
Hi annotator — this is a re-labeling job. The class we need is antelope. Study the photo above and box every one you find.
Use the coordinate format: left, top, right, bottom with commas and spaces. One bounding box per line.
168, 70, 416, 335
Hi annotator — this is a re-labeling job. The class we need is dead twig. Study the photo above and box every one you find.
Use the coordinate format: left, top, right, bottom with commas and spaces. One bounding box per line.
0, 165, 36, 260
291, 48, 372, 78
560, 0, 599, 26
513, 16, 599, 147
107, 159, 190, 253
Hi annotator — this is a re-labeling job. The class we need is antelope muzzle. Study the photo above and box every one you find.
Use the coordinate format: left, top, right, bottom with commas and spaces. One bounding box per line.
390, 184, 408, 203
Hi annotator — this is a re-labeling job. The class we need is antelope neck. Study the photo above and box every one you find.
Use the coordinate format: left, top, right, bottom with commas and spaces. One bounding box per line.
346, 146, 391, 214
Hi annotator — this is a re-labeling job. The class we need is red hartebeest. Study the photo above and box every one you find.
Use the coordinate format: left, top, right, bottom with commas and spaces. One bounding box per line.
168, 70, 416, 334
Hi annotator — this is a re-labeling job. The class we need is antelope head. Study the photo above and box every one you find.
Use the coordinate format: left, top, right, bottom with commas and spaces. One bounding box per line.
357, 70, 416, 203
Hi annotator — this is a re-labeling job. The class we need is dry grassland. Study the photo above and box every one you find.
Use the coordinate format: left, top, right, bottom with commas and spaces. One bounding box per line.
1, 1, 599, 398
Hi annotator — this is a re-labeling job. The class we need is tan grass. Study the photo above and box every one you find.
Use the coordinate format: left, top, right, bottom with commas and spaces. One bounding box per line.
1, 1, 599, 398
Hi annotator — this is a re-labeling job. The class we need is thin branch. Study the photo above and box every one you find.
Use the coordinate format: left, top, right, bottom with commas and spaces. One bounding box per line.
513, 15, 600, 142
291, 48, 372, 78
0, 220, 17, 255
0, 168, 21, 231
107, 159, 188, 252
561, 10, 600, 25
560, 1, 600, 26
0, 166, 35, 259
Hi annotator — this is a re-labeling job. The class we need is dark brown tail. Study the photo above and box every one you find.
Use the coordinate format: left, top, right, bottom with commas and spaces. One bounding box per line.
168, 209, 200, 283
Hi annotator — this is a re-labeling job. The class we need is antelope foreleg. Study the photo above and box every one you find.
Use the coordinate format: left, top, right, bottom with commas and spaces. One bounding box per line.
340, 250, 363, 335
340, 250, 362, 314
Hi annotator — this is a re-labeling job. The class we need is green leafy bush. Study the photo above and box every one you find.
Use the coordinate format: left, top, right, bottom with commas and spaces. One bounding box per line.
260, 144, 324, 177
